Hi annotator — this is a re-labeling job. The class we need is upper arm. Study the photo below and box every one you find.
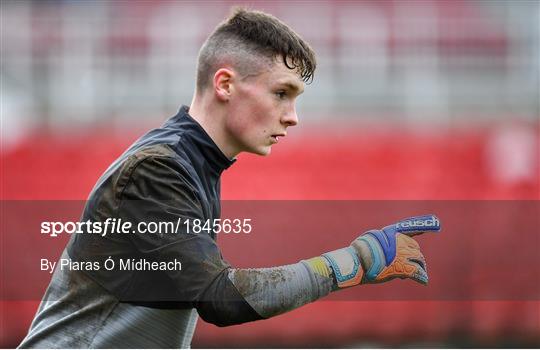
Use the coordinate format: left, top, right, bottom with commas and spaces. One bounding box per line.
70, 153, 263, 324
69, 154, 228, 304
117, 155, 232, 302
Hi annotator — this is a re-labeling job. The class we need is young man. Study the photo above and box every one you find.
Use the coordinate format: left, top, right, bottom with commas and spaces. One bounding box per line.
19, 8, 439, 348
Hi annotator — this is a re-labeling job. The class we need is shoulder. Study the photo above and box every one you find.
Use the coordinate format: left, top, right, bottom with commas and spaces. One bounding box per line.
117, 144, 199, 201
84, 142, 203, 222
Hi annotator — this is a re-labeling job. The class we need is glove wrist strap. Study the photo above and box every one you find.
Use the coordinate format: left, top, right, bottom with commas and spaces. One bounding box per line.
319, 247, 363, 288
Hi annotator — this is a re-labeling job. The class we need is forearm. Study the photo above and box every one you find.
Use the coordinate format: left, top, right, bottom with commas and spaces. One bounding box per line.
200, 246, 366, 323
227, 246, 367, 318
228, 260, 334, 318
196, 259, 333, 326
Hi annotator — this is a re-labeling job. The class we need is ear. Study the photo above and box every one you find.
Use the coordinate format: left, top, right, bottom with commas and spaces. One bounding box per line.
213, 68, 235, 102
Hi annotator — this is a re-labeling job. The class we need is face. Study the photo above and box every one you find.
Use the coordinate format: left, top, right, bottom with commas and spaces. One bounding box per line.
224, 59, 304, 156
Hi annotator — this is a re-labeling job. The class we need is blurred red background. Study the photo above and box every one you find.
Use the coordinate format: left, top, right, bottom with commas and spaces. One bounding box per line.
1, 0, 539, 347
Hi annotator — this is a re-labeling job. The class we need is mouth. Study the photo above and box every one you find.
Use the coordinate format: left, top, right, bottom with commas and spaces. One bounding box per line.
270, 133, 286, 143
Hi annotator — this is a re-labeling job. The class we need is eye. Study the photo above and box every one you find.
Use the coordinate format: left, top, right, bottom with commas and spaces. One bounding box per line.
275, 91, 287, 99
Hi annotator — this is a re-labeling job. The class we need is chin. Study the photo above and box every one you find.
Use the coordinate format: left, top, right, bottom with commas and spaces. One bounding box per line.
249, 146, 271, 156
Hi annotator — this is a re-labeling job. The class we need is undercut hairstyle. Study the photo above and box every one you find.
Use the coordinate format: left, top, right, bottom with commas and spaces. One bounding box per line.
195, 8, 316, 93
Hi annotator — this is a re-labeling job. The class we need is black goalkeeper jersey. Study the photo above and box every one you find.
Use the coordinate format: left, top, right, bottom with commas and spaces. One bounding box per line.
19, 106, 261, 348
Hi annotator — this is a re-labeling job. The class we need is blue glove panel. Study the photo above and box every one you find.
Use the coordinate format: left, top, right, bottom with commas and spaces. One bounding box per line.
367, 215, 440, 266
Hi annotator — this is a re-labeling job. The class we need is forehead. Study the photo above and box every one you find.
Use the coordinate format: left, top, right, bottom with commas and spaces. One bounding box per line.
256, 60, 305, 92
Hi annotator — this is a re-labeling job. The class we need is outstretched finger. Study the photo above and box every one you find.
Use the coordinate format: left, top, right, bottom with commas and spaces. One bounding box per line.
388, 214, 441, 237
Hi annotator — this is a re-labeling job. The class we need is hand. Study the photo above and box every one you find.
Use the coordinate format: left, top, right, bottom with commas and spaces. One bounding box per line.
354, 214, 440, 285
317, 215, 440, 288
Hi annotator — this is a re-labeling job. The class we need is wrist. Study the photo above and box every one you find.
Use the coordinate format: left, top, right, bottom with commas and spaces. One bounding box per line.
304, 247, 364, 289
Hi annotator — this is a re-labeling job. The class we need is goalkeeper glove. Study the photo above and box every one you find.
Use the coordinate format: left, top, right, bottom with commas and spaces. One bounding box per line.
304, 215, 440, 288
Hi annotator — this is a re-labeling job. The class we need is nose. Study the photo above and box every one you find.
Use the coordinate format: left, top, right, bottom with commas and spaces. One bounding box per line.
282, 105, 299, 127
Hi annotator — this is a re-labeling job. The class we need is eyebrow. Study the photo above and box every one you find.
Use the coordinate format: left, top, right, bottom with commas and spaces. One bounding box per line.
278, 82, 304, 95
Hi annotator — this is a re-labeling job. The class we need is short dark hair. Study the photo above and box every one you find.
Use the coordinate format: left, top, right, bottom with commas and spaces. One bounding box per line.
195, 7, 316, 93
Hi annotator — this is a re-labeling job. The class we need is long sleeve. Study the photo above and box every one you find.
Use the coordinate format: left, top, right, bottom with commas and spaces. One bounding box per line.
70, 154, 334, 327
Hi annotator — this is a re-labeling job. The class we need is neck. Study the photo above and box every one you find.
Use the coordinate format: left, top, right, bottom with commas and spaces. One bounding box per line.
188, 93, 239, 159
